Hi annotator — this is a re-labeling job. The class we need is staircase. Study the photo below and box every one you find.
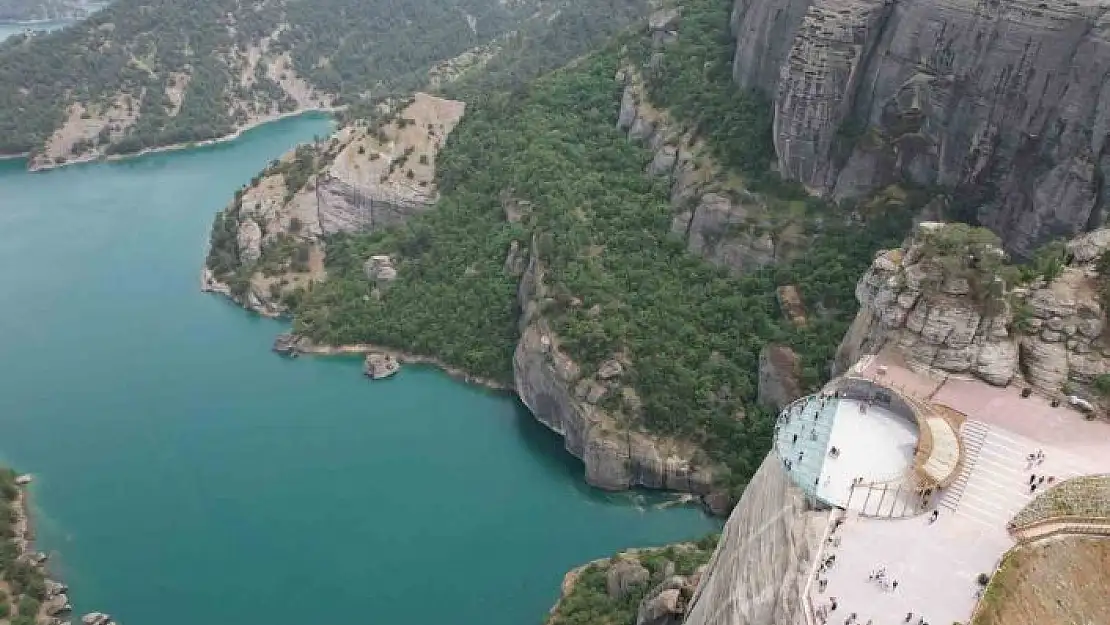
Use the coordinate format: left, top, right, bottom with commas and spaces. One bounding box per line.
939, 420, 989, 512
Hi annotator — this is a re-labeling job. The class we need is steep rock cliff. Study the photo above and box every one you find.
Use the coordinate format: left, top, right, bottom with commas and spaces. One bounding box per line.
835, 222, 1110, 396
683, 453, 821, 625
732, 0, 1110, 256
615, 11, 796, 274
513, 236, 728, 504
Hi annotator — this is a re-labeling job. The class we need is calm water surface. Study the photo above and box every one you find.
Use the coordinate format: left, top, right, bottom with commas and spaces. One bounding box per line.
0, 115, 718, 625
0, 19, 70, 42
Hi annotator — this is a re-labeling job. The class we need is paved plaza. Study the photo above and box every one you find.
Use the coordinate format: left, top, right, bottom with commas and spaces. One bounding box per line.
797, 350, 1110, 625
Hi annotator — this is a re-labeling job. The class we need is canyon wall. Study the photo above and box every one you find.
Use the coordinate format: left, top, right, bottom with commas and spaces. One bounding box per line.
731, 0, 1110, 256
616, 10, 799, 275
512, 235, 731, 510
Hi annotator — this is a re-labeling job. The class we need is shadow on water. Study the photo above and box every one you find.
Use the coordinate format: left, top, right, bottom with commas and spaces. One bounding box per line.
509, 398, 708, 512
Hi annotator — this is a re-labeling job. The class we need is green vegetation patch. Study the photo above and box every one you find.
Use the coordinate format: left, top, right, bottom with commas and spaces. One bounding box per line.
291, 37, 917, 494
548, 536, 718, 625
1011, 474, 1110, 528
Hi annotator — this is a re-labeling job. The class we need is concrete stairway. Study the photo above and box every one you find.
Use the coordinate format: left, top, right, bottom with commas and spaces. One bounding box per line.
939, 420, 989, 512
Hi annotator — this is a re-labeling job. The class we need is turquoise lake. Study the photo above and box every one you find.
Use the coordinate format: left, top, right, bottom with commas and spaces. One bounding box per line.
0, 115, 718, 625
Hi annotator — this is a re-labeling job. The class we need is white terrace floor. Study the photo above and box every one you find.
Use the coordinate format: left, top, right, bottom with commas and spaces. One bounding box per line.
805, 352, 1110, 625
820, 400, 917, 508
774, 398, 917, 510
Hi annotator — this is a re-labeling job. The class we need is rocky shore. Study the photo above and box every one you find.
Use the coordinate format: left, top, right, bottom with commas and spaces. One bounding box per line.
546, 540, 717, 625
1, 471, 116, 625
271, 333, 512, 391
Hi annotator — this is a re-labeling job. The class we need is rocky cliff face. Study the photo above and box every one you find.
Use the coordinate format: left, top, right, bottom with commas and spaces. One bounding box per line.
615, 10, 796, 275
202, 93, 465, 315
683, 453, 820, 625
836, 222, 1110, 396
513, 235, 730, 508
731, 0, 1110, 256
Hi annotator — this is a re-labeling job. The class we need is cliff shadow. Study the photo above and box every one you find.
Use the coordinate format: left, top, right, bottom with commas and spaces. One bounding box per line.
510, 400, 702, 511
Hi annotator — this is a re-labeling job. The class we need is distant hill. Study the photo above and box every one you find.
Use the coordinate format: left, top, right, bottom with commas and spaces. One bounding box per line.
0, 0, 651, 168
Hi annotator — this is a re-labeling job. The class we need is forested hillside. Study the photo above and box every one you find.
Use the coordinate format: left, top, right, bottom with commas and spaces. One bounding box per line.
282, 0, 924, 495
0, 0, 652, 167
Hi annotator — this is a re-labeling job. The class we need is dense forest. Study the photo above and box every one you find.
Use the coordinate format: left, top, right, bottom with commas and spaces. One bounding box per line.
0, 0, 656, 158
284, 0, 921, 497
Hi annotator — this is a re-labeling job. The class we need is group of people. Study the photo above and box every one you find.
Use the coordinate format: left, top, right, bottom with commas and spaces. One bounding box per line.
1025, 449, 1057, 493
867, 567, 899, 592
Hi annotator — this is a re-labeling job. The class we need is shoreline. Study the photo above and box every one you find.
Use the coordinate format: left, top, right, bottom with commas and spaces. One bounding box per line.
23, 106, 344, 173
291, 339, 513, 392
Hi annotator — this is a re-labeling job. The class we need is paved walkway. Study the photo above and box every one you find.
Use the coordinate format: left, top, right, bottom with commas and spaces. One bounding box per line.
944, 421, 1100, 531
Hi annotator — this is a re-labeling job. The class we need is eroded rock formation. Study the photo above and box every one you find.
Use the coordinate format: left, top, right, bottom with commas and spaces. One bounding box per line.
615, 12, 796, 275
731, 0, 1110, 256
836, 222, 1110, 396
513, 234, 726, 505
202, 93, 465, 315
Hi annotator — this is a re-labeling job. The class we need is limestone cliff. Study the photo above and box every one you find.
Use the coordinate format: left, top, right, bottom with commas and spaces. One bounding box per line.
683, 453, 822, 625
615, 9, 800, 275
731, 0, 1110, 256
835, 222, 1110, 398
513, 234, 729, 508
202, 93, 465, 316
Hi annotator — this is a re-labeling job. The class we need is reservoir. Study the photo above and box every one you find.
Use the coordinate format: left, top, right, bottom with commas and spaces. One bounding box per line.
0, 115, 718, 625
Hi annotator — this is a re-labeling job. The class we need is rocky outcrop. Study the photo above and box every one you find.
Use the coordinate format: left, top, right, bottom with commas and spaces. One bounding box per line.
513, 238, 725, 502
607, 557, 651, 599
546, 543, 713, 625
835, 222, 1110, 395
757, 344, 803, 411
730, 0, 1110, 256
363, 352, 400, 379
363, 255, 398, 283
683, 454, 822, 625
236, 219, 263, 265
82, 612, 118, 625
203, 93, 465, 315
